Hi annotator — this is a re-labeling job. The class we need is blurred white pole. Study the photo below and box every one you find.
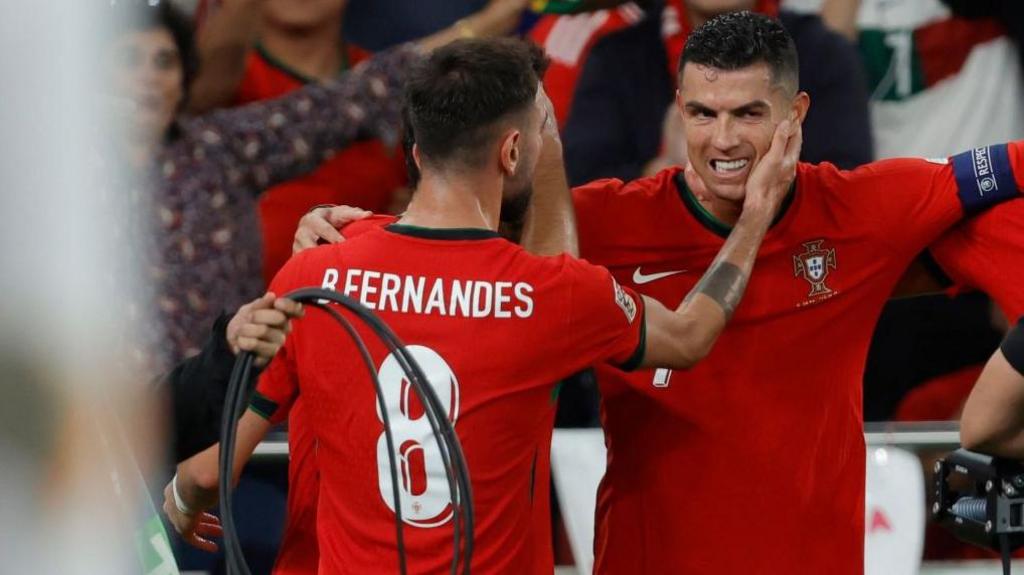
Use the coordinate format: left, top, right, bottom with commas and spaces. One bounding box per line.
0, 1, 160, 573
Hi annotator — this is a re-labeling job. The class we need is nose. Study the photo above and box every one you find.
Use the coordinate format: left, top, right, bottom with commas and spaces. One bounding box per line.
710, 115, 740, 152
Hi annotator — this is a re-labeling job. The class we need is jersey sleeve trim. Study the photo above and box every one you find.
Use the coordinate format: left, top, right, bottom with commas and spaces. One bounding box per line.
1001, 319, 1024, 377
616, 306, 647, 372
951, 144, 1020, 214
248, 391, 280, 421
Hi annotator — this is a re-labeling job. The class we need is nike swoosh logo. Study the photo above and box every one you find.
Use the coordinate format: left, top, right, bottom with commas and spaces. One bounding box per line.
632, 267, 686, 285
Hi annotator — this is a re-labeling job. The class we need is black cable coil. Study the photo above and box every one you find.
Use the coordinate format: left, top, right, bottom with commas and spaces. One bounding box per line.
218, 287, 474, 575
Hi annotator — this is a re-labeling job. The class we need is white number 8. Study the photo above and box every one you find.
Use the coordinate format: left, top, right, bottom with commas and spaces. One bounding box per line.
376, 345, 461, 527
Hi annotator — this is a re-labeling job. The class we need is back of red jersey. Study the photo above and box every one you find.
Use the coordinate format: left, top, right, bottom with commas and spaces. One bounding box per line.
260, 225, 644, 574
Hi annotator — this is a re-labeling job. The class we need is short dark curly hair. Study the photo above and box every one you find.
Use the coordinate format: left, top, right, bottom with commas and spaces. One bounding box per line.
678, 11, 798, 95
404, 38, 549, 170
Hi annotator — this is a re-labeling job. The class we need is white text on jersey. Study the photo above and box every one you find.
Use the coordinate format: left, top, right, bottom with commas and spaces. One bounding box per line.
321, 268, 535, 319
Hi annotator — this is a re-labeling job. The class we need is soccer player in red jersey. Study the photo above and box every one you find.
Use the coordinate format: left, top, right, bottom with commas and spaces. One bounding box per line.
297, 16, 1024, 573
166, 37, 799, 573
567, 13, 1024, 574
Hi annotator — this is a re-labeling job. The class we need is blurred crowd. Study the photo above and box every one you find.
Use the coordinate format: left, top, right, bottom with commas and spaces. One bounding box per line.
109, 0, 1023, 569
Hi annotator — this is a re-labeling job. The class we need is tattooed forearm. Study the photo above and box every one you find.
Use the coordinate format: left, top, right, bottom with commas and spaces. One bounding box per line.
684, 261, 747, 320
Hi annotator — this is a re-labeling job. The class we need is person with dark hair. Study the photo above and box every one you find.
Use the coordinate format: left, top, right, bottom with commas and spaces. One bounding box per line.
106, 0, 422, 369
561, 0, 872, 186
165, 36, 797, 573
294, 11, 1024, 574
188, 0, 532, 289
565, 12, 1024, 574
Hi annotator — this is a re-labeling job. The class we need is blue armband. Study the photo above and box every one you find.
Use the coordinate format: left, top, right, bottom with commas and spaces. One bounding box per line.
951, 144, 1019, 214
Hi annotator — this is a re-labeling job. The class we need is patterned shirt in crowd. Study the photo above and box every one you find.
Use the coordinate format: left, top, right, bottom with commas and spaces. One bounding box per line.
146, 44, 420, 366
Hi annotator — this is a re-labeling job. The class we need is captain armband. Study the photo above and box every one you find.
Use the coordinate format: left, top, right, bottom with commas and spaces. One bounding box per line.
951, 144, 1020, 214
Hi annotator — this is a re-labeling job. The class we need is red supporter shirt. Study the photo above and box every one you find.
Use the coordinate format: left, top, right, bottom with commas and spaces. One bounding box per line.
235, 45, 407, 285
575, 143, 1024, 574
257, 223, 645, 574
929, 199, 1024, 321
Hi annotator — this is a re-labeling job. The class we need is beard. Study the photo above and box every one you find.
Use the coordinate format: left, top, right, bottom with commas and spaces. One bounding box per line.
500, 185, 533, 226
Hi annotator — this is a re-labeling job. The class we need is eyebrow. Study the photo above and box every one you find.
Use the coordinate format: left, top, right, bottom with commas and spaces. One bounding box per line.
684, 100, 771, 116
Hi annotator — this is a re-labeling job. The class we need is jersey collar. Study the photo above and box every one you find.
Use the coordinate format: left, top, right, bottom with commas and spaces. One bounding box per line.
674, 171, 796, 239
385, 224, 501, 241
254, 42, 351, 85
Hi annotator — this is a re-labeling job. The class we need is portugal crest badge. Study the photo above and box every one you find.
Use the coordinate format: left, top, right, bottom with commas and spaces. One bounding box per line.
793, 240, 837, 298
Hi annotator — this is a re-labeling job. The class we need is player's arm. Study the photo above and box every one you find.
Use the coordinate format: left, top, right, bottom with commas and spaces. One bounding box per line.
162, 410, 273, 551
960, 319, 1024, 458
187, 0, 266, 114
641, 121, 801, 369
521, 86, 579, 257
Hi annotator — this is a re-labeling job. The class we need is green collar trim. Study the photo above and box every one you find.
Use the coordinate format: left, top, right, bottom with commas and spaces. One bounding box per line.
254, 42, 350, 85
674, 171, 796, 239
385, 224, 501, 241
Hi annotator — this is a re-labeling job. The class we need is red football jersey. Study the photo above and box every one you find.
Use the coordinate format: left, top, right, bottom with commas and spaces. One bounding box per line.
575, 143, 1024, 574
258, 224, 645, 574
929, 199, 1024, 321
234, 46, 407, 285
249, 387, 319, 575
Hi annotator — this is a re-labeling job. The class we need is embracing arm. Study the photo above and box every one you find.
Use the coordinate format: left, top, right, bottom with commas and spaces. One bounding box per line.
641, 121, 801, 369
521, 88, 578, 257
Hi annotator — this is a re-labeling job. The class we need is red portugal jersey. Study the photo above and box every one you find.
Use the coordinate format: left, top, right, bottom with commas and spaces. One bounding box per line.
575, 143, 1024, 574
235, 46, 407, 285
257, 224, 646, 574
929, 199, 1024, 321
248, 387, 319, 575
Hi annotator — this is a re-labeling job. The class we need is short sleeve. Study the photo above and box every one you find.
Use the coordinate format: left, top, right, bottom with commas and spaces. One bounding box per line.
248, 249, 307, 423
928, 199, 1024, 320
251, 345, 298, 425
836, 142, 1022, 257
559, 257, 647, 371
1001, 318, 1024, 377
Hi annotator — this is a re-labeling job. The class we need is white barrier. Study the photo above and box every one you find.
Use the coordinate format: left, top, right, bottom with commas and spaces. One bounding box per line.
549, 430, 927, 575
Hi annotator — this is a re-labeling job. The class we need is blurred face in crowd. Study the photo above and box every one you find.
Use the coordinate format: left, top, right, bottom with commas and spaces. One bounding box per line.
110, 26, 184, 143
677, 61, 807, 203
264, 0, 348, 30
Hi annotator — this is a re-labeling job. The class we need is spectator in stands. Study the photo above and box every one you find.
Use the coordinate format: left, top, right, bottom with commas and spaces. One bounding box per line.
560, 0, 872, 185
190, 0, 531, 287
110, 0, 417, 366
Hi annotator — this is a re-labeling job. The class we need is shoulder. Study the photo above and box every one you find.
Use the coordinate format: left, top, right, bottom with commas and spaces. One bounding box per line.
573, 167, 682, 217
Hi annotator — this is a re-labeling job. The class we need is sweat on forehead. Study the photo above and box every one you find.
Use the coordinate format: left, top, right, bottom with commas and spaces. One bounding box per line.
678, 11, 799, 95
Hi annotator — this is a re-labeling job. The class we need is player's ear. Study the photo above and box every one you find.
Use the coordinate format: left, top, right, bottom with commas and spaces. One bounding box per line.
791, 91, 810, 125
411, 144, 422, 171
500, 130, 521, 176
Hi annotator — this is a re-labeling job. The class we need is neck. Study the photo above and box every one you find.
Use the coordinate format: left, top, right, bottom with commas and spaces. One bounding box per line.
700, 193, 744, 227
261, 17, 345, 81
398, 169, 503, 231
126, 130, 160, 170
